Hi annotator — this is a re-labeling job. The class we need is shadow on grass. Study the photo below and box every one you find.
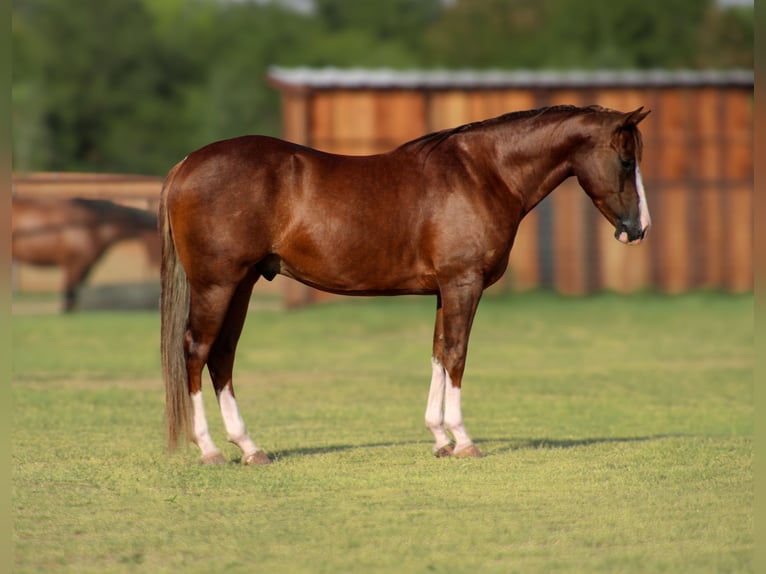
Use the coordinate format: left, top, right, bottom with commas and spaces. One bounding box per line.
484, 434, 681, 456
241, 434, 681, 463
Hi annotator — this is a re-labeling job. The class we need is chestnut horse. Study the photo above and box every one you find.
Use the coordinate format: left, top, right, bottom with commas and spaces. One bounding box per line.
160, 105, 651, 465
12, 196, 159, 311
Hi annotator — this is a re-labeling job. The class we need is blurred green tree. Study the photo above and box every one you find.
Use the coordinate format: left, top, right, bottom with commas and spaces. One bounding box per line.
421, 0, 749, 69
13, 0, 200, 173
11, 0, 752, 175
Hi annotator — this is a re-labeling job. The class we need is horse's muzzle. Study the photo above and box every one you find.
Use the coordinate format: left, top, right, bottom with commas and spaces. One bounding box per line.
615, 221, 649, 245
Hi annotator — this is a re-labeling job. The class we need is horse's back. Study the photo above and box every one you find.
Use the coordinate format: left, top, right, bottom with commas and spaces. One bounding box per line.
12, 197, 89, 265
14, 196, 79, 228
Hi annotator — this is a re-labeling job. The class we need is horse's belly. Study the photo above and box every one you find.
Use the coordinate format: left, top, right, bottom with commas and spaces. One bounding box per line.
275, 250, 438, 296
12, 236, 62, 266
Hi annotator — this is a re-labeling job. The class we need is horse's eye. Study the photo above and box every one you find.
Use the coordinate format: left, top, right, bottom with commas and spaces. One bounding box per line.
620, 157, 636, 171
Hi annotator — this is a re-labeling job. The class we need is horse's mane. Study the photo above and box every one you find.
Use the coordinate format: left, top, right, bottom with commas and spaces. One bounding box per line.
71, 198, 157, 229
399, 104, 613, 153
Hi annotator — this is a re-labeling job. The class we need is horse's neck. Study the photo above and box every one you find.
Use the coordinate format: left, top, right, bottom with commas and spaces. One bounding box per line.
98, 211, 156, 242
97, 220, 141, 243
489, 117, 586, 215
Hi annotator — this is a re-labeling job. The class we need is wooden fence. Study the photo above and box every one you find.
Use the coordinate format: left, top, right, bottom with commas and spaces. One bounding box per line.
268, 68, 753, 303
12, 68, 753, 306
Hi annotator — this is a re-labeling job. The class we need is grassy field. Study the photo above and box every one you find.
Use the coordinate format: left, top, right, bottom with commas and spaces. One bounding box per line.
12, 292, 753, 573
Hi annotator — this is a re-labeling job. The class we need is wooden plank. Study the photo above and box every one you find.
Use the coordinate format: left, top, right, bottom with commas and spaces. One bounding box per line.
310, 91, 335, 151
282, 92, 309, 145
498, 90, 548, 292
655, 185, 691, 293
331, 90, 377, 154
551, 180, 589, 295
722, 89, 752, 182
725, 89, 753, 135
697, 186, 725, 288
546, 90, 591, 294
13, 172, 163, 201
509, 211, 539, 291
697, 138, 721, 182
549, 89, 582, 107
374, 91, 426, 147
724, 138, 752, 181
14, 265, 62, 293
466, 91, 493, 123
723, 185, 753, 292
428, 91, 470, 130
696, 88, 720, 138
481, 90, 510, 118
657, 89, 690, 181
500, 91, 535, 114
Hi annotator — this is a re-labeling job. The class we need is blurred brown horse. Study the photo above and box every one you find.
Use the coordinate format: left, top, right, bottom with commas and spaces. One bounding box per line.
160, 105, 651, 465
12, 196, 159, 311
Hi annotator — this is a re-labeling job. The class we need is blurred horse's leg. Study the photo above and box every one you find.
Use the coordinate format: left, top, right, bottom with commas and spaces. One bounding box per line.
62, 252, 98, 312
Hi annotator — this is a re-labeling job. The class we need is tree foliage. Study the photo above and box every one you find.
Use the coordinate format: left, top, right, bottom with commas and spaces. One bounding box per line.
11, 0, 752, 174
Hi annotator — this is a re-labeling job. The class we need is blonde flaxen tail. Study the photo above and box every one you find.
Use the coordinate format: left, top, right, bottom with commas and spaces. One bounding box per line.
159, 161, 192, 451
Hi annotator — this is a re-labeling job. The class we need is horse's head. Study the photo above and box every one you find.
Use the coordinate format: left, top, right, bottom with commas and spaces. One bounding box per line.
575, 107, 651, 244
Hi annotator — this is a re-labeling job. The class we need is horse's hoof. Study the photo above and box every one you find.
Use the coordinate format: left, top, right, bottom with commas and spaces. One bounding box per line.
433, 444, 455, 458
454, 444, 482, 458
243, 451, 272, 466
200, 452, 227, 465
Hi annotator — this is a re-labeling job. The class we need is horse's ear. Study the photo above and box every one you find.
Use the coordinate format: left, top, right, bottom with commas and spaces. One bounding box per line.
621, 107, 650, 128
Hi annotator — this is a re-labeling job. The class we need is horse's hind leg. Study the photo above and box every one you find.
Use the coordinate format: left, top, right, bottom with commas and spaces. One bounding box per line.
207, 270, 271, 465
185, 282, 240, 464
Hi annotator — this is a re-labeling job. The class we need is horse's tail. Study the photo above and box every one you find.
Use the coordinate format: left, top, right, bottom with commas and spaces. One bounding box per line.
159, 160, 192, 451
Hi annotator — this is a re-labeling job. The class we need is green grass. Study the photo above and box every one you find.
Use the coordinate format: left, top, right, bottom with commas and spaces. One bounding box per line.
12, 292, 753, 573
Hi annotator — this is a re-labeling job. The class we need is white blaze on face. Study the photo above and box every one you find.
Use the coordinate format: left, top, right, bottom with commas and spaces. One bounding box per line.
618, 163, 651, 245
636, 164, 651, 236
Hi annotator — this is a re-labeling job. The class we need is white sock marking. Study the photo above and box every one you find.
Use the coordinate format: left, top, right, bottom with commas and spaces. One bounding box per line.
425, 358, 451, 451
191, 391, 220, 458
443, 371, 473, 451
217, 386, 259, 456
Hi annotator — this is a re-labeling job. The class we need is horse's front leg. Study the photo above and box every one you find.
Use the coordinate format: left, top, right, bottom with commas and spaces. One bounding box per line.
426, 299, 453, 456
425, 356, 454, 457
425, 283, 483, 458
